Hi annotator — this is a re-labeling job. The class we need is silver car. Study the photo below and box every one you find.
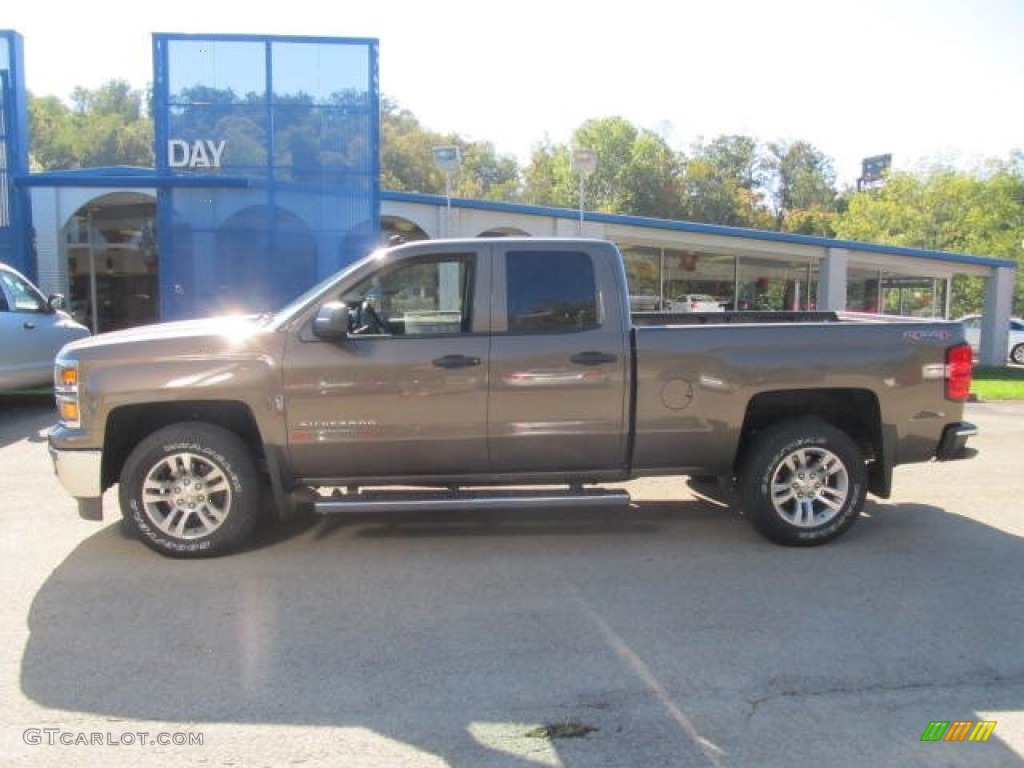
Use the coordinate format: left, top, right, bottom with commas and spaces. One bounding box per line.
960, 314, 1024, 365
0, 262, 90, 391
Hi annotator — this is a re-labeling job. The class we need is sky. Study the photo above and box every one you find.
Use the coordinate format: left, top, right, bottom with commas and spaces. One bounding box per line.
5, 0, 1023, 186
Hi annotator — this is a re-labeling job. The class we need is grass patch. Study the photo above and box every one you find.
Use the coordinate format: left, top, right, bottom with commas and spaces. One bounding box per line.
971, 366, 1024, 401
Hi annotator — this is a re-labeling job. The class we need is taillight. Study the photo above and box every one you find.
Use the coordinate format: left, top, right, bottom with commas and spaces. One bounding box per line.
945, 344, 973, 401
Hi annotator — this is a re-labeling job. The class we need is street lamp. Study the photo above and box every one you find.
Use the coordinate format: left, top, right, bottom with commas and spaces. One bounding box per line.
432, 145, 461, 236
570, 148, 597, 234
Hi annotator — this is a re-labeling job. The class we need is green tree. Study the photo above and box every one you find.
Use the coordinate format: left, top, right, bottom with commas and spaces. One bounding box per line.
29, 80, 153, 169
27, 95, 77, 170
680, 135, 773, 229
835, 164, 1024, 316
71, 80, 143, 121
380, 99, 445, 193
572, 117, 684, 218
380, 98, 520, 200
521, 117, 684, 219
452, 141, 520, 200
520, 139, 572, 207
766, 140, 838, 234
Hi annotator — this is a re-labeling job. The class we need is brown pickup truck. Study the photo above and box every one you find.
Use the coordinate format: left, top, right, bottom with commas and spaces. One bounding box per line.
48, 238, 976, 557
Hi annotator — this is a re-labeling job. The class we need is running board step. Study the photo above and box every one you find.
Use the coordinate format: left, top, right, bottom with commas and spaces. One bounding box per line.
312, 488, 631, 515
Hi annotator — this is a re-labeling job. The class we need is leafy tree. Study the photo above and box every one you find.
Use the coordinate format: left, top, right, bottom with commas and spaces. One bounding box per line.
696, 134, 765, 191
380, 99, 445, 193
571, 117, 644, 214
766, 140, 838, 234
520, 139, 572, 207
453, 141, 520, 200
679, 135, 774, 229
521, 117, 684, 219
27, 95, 77, 170
29, 80, 153, 169
71, 80, 143, 121
835, 164, 1024, 315
380, 99, 520, 201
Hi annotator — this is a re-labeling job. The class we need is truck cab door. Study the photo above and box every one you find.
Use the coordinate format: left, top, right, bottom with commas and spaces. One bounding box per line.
283, 249, 490, 479
487, 244, 630, 474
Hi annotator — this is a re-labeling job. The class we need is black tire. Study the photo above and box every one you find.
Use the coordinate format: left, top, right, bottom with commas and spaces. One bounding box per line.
738, 419, 866, 546
118, 422, 261, 557
1011, 344, 1024, 365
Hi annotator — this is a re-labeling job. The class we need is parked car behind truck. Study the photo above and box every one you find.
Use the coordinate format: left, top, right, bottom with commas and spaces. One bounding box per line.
48, 238, 976, 557
0, 262, 90, 392
960, 314, 1024, 364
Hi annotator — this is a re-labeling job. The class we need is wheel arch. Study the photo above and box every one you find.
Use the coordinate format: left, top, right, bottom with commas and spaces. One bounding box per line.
102, 401, 264, 491
736, 388, 887, 496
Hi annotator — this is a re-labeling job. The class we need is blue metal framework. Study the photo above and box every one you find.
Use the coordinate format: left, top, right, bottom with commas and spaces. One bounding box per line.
152, 33, 380, 319
0, 31, 31, 277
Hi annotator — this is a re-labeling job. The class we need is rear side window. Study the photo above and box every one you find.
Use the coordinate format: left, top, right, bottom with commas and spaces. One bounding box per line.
506, 251, 598, 333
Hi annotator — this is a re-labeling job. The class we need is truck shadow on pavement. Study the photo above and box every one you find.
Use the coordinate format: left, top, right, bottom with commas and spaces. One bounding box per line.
21, 499, 1024, 767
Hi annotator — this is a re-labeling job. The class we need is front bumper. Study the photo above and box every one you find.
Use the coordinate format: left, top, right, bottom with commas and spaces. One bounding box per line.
48, 444, 104, 519
936, 421, 978, 460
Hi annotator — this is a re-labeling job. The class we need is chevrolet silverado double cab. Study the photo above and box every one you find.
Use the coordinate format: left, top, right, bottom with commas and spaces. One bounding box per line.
48, 238, 977, 557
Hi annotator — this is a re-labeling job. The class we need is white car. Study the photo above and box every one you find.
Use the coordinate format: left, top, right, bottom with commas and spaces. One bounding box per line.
667, 293, 724, 313
0, 263, 90, 391
629, 294, 661, 312
960, 314, 1024, 365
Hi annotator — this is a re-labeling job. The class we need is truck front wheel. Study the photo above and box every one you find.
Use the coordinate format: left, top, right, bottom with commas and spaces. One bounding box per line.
738, 419, 866, 546
118, 422, 260, 557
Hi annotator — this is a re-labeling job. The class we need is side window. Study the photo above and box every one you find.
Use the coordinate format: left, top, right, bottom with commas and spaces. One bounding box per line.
341, 254, 474, 336
0, 270, 47, 313
506, 251, 598, 333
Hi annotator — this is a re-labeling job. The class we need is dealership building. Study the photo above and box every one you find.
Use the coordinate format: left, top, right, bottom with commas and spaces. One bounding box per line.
0, 30, 1018, 365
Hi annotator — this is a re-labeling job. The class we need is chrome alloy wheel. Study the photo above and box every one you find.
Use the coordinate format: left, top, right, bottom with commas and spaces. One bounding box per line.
141, 451, 232, 539
769, 446, 849, 528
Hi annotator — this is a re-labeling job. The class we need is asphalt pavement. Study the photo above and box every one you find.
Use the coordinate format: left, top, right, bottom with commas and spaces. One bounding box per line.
1, 394, 1022, 767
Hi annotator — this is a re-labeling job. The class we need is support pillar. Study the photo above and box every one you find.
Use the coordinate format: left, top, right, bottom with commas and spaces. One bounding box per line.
979, 265, 1017, 366
817, 247, 849, 312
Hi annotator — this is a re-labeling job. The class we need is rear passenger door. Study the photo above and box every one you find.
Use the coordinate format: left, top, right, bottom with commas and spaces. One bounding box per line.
488, 245, 629, 473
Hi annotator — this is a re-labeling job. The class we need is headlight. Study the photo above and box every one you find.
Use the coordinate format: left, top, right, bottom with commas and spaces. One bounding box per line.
54, 360, 81, 428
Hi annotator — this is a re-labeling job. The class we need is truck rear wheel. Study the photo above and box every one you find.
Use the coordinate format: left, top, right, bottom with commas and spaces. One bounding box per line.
739, 419, 865, 546
118, 422, 260, 557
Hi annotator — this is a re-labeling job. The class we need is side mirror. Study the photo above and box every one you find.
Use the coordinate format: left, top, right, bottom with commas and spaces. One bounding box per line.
312, 301, 353, 339
48, 293, 68, 312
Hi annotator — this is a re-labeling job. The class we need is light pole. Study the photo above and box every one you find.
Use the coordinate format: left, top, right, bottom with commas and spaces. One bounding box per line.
432, 145, 461, 237
570, 148, 597, 235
